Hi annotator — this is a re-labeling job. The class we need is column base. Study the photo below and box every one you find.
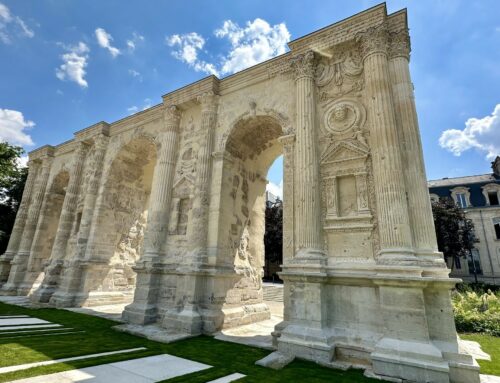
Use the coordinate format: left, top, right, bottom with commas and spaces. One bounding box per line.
377, 248, 419, 266
372, 337, 450, 383
162, 305, 203, 335
277, 324, 333, 365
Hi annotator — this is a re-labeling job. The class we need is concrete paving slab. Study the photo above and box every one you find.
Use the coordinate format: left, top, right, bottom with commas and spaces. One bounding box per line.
109, 354, 211, 380
0, 324, 61, 331
0, 347, 147, 374
207, 372, 246, 382
0, 318, 50, 326
6, 354, 211, 383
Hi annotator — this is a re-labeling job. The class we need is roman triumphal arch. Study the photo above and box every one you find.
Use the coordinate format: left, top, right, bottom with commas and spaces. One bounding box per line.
0, 5, 480, 382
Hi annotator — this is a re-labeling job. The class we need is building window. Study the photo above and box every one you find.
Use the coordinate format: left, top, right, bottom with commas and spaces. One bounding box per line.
494, 218, 500, 240
488, 191, 499, 206
451, 187, 471, 208
456, 193, 467, 208
482, 184, 500, 206
468, 249, 483, 275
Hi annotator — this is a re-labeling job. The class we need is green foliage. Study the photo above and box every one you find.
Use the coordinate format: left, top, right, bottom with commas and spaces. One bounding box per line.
264, 198, 283, 264
0, 141, 27, 253
431, 197, 477, 270
452, 285, 500, 336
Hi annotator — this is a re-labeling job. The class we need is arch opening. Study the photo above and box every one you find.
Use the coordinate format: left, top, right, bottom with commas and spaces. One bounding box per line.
81, 137, 157, 305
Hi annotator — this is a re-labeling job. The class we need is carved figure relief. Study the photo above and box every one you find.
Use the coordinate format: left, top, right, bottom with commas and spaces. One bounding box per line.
316, 47, 364, 100
323, 99, 367, 139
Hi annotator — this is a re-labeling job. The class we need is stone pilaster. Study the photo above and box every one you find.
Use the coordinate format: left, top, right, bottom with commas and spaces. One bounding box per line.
388, 29, 444, 269
189, 91, 218, 263
357, 25, 415, 264
290, 51, 325, 263
50, 133, 109, 307
279, 134, 295, 263
276, 53, 330, 364
0, 160, 40, 286
2, 153, 53, 294
122, 105, 181, 325
32, 141, 89, 303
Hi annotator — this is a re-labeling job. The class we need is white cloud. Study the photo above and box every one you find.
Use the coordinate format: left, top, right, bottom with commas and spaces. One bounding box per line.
266, 179, 283, 199
166, 32, 218, 75
0, 108, 35, 146
95, 28, 120, 57
128, 69, 142, 81
166, 18, 290, 77
0, 2, 34, 44
126, 32, 144, 52
127, 105, 138, 114
17, 155, 28, 168
215, 18, 290, 75
55, 42, 89, 88
127, 98, 154, 115
439, 104, 500, 160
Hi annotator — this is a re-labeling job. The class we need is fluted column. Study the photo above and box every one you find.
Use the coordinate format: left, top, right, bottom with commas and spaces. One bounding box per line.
50, 134, 109, 307
357, 25, 415, 264
32, 141, 89, 303
388, 29, 443, 267
291, 51, 325, 262
0, 160, 40, 285
189, 92, 218, 263
279, 134, 295, 264
2, 154, 53, 293
122, 105, 181, 325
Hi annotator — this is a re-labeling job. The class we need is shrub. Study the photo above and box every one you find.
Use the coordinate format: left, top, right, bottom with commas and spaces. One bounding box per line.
452, 285, 500, 336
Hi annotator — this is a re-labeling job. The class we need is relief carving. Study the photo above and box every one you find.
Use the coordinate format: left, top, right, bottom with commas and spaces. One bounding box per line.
316, 47, 364, 100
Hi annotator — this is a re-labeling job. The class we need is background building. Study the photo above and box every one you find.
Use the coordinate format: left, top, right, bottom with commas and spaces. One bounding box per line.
428, 156, 500, 285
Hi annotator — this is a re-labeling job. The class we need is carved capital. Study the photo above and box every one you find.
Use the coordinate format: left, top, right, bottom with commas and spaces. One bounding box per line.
388, 29, 411, 60
163, 105, 181, 131
197, 91, 218, 113
356, 24, 389, 59
291, 51, 316, 79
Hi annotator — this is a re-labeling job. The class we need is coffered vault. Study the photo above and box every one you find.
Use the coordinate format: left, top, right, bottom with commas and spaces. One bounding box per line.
0, 4, 480, 382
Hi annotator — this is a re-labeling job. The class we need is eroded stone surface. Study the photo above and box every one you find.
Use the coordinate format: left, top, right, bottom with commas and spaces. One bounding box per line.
0, 4, 480, 383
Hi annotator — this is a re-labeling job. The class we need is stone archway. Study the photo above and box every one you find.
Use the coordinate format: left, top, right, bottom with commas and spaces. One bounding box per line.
20, 170, 70, 296
216, 114, 287, 328
75, 136, 157, 306
1, 5, 481, 383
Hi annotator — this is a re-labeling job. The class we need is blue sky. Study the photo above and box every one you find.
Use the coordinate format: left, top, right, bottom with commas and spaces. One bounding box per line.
0, 1, 499, 198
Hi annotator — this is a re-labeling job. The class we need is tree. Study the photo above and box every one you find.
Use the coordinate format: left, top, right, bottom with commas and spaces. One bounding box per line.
431, 197, 477, 274
0, 142, 28, 253
264, 198, 283, 280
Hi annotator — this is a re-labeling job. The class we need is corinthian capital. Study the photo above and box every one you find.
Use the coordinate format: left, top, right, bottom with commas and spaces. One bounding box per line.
197, 91, 218, 113
388, 29, 411, 60
291, 51, 316, 79
356, 24, 389, 59
163, 105, 181, 131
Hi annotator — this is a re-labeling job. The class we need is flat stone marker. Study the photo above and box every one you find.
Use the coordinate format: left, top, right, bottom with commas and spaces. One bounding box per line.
0, 318, 50, 326
0, 324, 61, 331
7, 354, 212, 383
207, 372, 246, 382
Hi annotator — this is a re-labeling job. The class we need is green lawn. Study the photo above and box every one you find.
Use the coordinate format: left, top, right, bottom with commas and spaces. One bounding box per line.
460, 333, 500, 376
0, 302, 377, 382
2, 302, 499, 382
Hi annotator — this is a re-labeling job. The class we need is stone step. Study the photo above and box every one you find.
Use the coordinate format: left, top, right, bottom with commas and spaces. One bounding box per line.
263, 285, 284, 302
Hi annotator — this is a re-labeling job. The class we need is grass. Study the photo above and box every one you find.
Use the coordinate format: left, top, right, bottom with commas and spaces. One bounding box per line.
0, 302, 377, 382
460, 333, 500, 376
